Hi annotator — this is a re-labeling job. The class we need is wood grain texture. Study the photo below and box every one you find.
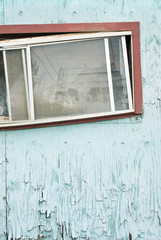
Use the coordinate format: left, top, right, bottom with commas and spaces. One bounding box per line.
0, 132, 6, 240
0, 0, 161, 239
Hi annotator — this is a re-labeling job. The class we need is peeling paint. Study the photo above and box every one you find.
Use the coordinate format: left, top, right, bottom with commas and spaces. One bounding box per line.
0, 0, 161, 239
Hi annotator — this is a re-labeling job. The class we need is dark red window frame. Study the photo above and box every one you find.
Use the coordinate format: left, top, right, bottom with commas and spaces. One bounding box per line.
0, 22, 142, 130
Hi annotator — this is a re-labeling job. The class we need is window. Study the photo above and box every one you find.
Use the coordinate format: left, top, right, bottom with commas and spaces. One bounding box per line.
0, 23, 142, 129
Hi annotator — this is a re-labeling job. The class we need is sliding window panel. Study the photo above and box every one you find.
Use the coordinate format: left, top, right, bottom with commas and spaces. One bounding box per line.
6, 49, 29, 121
108, 37, 129, 111
0, 51, 9, 121
104, 39, 115, 112
31, 39, 111, 119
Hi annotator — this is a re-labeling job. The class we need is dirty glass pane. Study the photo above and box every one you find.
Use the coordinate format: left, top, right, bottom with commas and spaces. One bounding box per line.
0, 52, 9, 121
6, 49, 28, 120
31, 39, 110, 119
109, 37, 129, 110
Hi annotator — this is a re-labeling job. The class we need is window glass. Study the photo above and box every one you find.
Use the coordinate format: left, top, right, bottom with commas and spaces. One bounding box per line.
31, 39, 111, 119
0, 30, 139, 128
109, 37, 129, 110
6, 49, 29, 120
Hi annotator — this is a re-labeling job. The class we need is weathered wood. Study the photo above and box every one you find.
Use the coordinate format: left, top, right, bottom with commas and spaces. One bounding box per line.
0, 0, 161, 239
0, 132, 7, 240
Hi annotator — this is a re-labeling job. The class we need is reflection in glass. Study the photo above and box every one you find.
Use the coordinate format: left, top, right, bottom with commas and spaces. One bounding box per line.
0, 52, 8, 120
109, 37, 129, 110
6, 50, 28, 120
31, 39, 111, 119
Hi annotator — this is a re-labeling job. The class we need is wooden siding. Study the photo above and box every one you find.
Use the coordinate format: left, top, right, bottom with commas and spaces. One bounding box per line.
0, 0, 161, 239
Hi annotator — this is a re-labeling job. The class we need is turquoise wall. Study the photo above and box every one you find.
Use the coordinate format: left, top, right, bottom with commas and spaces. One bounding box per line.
0, 0, 161, 239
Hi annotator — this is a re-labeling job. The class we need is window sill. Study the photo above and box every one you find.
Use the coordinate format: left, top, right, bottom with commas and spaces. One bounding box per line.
0, 110, 139, 130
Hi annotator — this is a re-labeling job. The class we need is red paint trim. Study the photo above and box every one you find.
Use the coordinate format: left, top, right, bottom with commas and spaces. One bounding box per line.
0, 22, 142, 130
132, 27, 142, 114
0, 22, 139, 35
0, 113, 140, 131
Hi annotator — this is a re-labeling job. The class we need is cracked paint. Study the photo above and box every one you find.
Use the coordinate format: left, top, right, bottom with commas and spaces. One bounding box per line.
0, 0, 161, 239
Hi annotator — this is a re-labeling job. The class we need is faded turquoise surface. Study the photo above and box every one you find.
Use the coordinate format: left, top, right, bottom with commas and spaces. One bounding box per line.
0, 0, 161, 239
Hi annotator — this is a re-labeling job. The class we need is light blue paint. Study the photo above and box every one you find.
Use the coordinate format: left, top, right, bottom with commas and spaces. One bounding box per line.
0, 132, 6, 240
0, 0, 161, 239
0, 1, 4, 24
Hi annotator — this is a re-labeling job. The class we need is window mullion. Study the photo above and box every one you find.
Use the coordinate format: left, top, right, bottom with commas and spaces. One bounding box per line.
2, 50, 12, 121
104, 38, 115, 112
121, 36, 133, 110
21, 49, 30, 120
26, 46, 35, 120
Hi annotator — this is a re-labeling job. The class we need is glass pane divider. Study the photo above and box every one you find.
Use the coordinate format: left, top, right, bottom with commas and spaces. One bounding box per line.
2, 50, 12, 121
21, 49, 31, 120
26, 46, 35, 120
121, 36, 133, 110
104, 38, 115, 112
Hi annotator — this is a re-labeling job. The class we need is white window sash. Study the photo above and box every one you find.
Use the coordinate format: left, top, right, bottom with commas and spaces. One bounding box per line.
104, 38, 115, 112
0, 31, 132, 49
2, 50, 12, 121
26, 46, 35, 120
0, 109, 135, 127
21, 49, 31, 119
0, 33, 135, 126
